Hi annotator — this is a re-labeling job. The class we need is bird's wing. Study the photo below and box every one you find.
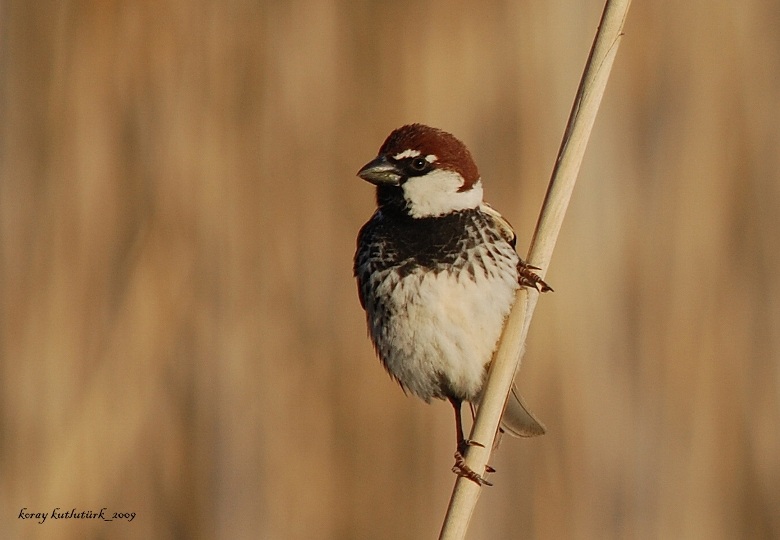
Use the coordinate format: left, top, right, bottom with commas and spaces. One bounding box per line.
479, 202, 517, 248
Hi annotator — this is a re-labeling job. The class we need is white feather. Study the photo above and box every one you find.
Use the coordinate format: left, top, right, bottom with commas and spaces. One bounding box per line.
393, 149, 421, 159
369, 243, 519, 401
401, 170, 483, 218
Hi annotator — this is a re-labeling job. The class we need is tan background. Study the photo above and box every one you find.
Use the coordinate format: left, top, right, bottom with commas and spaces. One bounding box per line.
2, 1, 779, 539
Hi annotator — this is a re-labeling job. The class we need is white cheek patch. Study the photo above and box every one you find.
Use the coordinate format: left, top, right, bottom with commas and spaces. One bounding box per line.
402, 170, 483, 218
393, 149, 421, 160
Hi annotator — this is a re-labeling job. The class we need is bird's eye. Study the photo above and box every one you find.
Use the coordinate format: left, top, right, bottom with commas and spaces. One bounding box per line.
410, 157, 428, 171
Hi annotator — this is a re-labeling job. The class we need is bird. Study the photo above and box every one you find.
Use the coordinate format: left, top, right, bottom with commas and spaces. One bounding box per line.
353, 123, 551, 485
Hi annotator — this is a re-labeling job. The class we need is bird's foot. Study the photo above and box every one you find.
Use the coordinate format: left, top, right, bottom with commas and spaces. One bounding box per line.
452, 439, 494, 486
458, 439, 496, 473
519, 263, 553, 292
452, 451, 493, 486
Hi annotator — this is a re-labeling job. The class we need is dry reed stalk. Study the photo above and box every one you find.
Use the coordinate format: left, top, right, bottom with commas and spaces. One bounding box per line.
439, 1, 633, 538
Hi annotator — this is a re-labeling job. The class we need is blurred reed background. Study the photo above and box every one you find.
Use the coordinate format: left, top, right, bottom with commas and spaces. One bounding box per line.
1, 1, 779, 539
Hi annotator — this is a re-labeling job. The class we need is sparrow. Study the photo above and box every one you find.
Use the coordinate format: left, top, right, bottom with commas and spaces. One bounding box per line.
354, 124, 551, 485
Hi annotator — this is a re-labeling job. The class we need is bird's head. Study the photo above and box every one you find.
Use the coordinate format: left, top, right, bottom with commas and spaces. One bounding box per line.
357, 124, 483, 218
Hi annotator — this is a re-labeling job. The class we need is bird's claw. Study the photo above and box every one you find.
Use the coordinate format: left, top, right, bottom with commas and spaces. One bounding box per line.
452, 451, 493, 487
459, 438, 484, 450
518, 264, 553, 292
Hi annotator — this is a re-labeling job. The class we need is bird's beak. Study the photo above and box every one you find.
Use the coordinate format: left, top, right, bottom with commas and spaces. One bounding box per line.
357, 155, 402, 186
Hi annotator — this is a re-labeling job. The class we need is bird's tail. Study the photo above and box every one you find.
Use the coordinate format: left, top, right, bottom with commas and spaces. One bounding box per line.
499, 385, 546, 437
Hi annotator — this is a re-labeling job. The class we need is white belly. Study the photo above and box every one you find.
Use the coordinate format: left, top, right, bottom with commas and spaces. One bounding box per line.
369, 260, 519, 402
